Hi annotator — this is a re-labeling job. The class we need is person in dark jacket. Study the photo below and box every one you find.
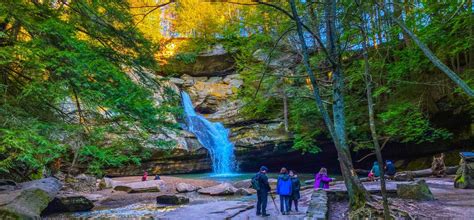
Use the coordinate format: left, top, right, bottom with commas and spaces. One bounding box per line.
288, 170, 301, 212
255, 166, 271, 217
276, 167, 292, 215
385, 160, 396, 178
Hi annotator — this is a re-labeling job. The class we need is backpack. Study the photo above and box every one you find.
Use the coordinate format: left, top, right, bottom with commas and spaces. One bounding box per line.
251, 174, 261, 191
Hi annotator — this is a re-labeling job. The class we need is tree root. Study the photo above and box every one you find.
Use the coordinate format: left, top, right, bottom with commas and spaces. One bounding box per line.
349, 197, 430, 219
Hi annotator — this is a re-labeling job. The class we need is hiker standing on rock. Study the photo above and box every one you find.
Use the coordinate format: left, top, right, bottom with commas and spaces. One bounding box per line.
289, 170, 301, 212
253, 166, 271, 217
276, 167, 292, 215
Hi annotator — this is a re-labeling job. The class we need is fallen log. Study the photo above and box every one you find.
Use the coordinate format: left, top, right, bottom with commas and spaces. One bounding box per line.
398, 166, 458, 178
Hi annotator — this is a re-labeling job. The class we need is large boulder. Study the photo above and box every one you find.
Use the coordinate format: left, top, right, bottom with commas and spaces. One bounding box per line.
233, 179, 252, 188
0, 178, 62, 219
113, 180, 165, 193
98, 177, 117, 190
66, 174, 97, 193
42, 194, 94, 215
176, 183, 198, 193
235, 188, 256, 196
198, 183, 237, 196
397, 180, 434, 200
156, 194, 189, 205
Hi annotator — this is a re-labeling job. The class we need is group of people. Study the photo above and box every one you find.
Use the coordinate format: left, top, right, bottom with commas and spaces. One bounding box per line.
253, 166, 333, 216
141, 171, 160, 181
367, 160, 396, 181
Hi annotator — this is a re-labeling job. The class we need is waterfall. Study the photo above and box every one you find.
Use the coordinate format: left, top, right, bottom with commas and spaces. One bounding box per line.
181, 91, 236, 175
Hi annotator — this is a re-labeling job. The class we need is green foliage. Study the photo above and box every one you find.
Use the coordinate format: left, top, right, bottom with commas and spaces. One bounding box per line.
0, 105, 66, 177
379, 103, 452, 143
0, 0, 178, 179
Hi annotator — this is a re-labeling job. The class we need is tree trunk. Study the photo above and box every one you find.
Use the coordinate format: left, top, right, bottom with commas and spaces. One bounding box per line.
289, 0, 369, 210
282, 87, 289, 132
382, 3, 474, 97
360, 19, 390, 219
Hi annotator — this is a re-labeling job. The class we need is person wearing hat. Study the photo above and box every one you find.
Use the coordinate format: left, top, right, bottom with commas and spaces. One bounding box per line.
253, 166, 271, 216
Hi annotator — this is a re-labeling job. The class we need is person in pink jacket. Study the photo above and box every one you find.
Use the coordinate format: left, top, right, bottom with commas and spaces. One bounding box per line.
314, 167, 333, 189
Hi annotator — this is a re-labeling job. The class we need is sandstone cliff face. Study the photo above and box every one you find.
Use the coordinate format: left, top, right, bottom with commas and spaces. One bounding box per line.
106, 45, 295, 176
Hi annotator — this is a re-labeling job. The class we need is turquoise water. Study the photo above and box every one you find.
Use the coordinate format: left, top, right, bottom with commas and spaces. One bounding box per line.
171, 172, 334, 183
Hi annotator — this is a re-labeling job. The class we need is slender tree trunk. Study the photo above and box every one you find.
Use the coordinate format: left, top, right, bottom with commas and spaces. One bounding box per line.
360, 21, 390, 219
381, 3, 474, 97
289, 0, 369, 209
282, 86, 289, 132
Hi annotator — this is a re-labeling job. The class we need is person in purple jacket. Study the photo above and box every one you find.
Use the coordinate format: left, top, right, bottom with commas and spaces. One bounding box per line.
314, 167, 333, 189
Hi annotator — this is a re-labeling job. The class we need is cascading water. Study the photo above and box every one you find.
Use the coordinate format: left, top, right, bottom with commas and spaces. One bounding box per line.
181, 91, 236, 175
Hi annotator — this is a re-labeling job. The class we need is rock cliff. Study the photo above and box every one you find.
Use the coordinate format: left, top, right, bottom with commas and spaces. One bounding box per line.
106, 45, 296, 176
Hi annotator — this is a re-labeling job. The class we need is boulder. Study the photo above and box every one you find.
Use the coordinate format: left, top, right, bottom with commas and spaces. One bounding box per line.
113, 180, 165, 193
0, 178, 62, 219
176, 183, 198, 193
198, 183, 237, 196
235, 188, 256, 196
233, 179, 252, 188
397, 180, 434, 200
42, 194, 94, 215
98, 177, 116, 190
66, 174, 97, 193
156, 194, 190, 205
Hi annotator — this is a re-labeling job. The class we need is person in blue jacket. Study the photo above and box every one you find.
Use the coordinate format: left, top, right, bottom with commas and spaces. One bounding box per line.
276, 167, 292, 215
